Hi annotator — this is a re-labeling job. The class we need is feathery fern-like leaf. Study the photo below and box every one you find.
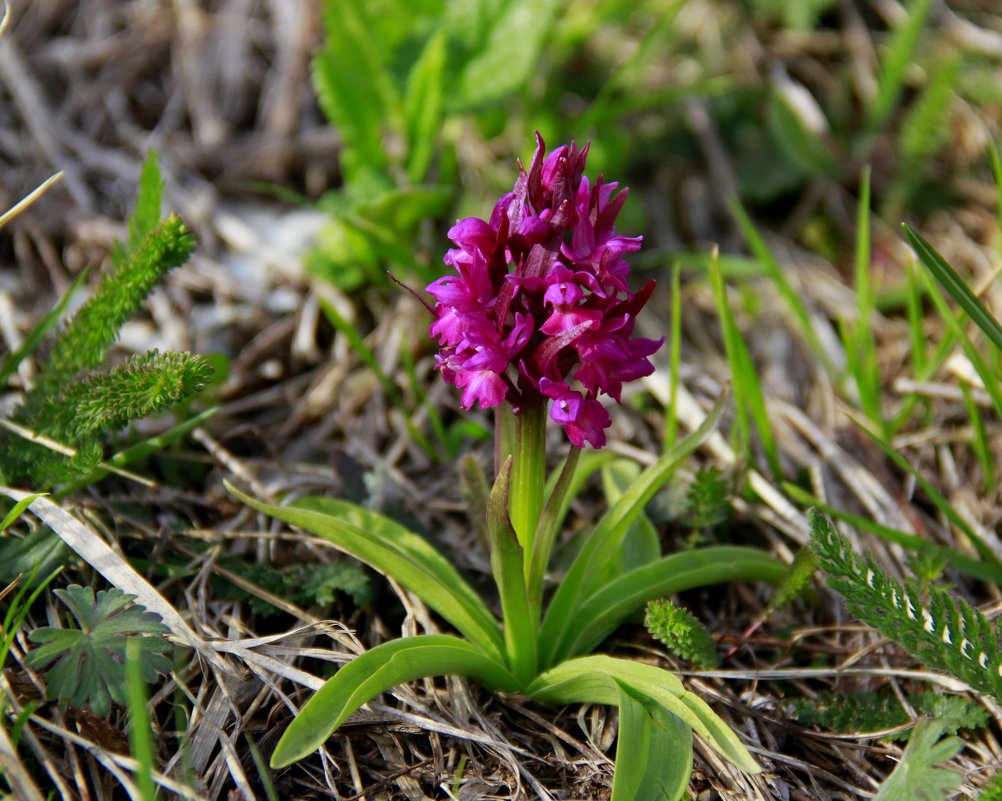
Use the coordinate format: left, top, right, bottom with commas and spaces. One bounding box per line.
644, 599, 720, 668
37, 215, 195, 388
809, 510, 1002, 701
793, 690, 988, 740
30, 350, 214, 441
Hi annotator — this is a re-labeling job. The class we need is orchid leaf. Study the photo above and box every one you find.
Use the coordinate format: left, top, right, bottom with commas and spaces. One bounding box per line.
539, 394, 727, 668
487, 458, 537, 684
526, 654, 760, 774
270, 635, 516, 768
552, 547, 784, 664
601, 458, 660, 575
227, 484, 505, 661
612, 682, 692, 801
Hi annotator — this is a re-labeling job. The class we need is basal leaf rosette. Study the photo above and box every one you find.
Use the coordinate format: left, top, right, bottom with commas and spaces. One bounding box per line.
426, 133, 662, 448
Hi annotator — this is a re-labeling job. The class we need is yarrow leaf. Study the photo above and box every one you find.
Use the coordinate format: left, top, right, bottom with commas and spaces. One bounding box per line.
793, 690, 989, 740
809, 510, 1002, 701
644, 599, 720, 668
25, 585, 172, 717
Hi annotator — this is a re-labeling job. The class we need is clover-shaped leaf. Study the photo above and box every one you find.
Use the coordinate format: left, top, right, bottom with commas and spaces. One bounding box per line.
25, 584, 172, 717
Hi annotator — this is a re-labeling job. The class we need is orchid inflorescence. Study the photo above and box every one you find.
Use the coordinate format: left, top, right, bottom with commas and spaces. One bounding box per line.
426, 132, 662, 448
235, 134, 783, 799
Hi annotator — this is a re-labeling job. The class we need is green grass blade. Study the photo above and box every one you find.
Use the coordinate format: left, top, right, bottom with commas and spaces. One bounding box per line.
270, 635, 516, 768
851, 167, 883, 428
845, 413, 1002, 572
905, 259, 928, 377
961, 386, 996, 495
125, 639, 157, 801
245, 735, 279, 801
903, 224, 1002, 353
227, 484, 505, 661
863, 0, 935, 137
991, 140, 1002, 258
709, 250, 782, 477
783, 484, 1002, 585
1, 565, 61, 673
0, 268, 90, 388
914, 256, 1002, 421
54, 407, 219, 498
729, 198, 833, 374
0, 493, 47, 532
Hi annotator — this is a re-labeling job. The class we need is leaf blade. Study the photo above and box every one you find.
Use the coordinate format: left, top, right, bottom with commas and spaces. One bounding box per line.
228, 484, 505, 661
270, 635, 516, 767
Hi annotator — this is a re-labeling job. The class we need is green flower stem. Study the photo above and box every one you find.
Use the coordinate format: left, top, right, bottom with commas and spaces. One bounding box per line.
509, 402, 547, 552
494, 404, 516, 477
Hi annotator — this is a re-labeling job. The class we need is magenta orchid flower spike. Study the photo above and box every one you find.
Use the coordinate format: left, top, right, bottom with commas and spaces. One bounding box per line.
427, 133, 662, 448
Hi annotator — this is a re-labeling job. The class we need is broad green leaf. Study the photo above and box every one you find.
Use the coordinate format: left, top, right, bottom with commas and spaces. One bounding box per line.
613, 682, 692, 801
227, 485, 505, 661
487, 458, 536, 684
313, 1, 400, 181
25, 585, 171, 717
601, 458, 660, 575
526, 654, 759, 774
270, 635, 516, 767
456, 0, 560, 108
312, 49, 387, 181
539, 394, 726, 669
873, 719, 963, 801
903, 224, 1002, 354
528, 446, 589, 606
555, 547, 784, 663
404, 29, 447, 184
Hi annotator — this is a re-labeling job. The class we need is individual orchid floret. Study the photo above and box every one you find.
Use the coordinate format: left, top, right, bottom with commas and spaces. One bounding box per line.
427, 132, 662, 447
